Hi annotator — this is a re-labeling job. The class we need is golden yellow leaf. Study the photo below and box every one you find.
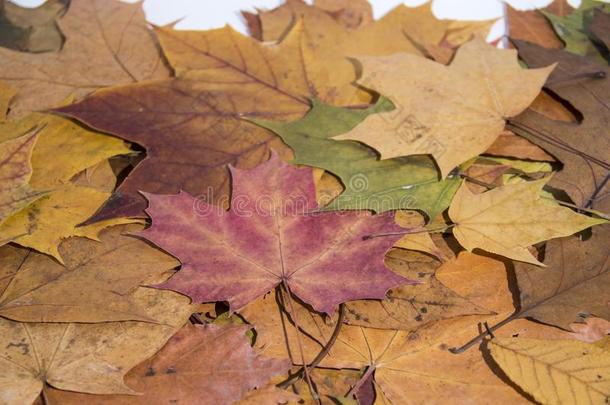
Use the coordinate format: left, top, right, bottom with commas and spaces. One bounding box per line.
489, 338, 610, 405
0, 108, 131, 190
0, 160, 136, 262
448, 178, 606, 265
247, 2, 493, 105
334, 39, 554, 177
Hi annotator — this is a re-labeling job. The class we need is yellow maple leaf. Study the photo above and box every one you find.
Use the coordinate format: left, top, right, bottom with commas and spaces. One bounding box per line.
489, 337, 610, 405
334, 38, 554, 177
448, 178, 606, 265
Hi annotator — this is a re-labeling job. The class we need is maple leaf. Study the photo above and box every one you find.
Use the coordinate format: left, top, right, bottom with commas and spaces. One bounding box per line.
140, 154, 410, 315
53, 22, 329, 222
448, 178, 605, 265
0, 286, 192, 405
333, 39, 554, 177
489, 338, 610, 405
0, 224, 183, 323
241, 293, 567, 404
249, 0, 493, 51
0, 159, 136, 261
0, 84, 134, 259
0, 0, 168, 117
0, 128, 44, 227
513, 224, 609, 330
37, 324, 291, 405
246, 1, 494, 106
344, 248, 490, 331
509, 41, 609, 208
253, 98, 460, 218
0, 0, 67, 53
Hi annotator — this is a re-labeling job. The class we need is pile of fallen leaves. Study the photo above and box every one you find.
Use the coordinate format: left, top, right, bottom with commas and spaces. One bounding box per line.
0, 0, 609, 404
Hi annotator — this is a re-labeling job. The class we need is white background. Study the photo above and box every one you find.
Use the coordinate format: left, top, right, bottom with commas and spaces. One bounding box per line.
10, 0, 585, 42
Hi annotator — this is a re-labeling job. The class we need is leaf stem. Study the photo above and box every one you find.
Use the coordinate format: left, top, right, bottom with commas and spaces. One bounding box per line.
346, 365, 376, 398
280, 282, 321, 404
448, 313, 518, 354
277, 303, 346, 389
540, 196, 610, 219
362, 224, 455, 240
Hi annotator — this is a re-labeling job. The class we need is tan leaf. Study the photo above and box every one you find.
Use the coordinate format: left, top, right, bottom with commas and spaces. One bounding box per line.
0, 287, 192, 405
0, 224, 181, 323
448, 178, 605, 264
333, 39, 553, 177
344, 248, 490, 330
35, 324, 291, 405
506, 5, 564, 49
513, 222, 610, 330
484, 130, 556, 162
0, 0, 169, 117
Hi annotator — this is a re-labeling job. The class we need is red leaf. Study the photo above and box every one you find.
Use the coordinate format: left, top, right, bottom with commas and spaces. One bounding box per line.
140, 153, 412, 314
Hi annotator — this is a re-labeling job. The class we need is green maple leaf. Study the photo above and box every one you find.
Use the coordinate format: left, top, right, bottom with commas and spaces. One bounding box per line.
251, 98, 459, 219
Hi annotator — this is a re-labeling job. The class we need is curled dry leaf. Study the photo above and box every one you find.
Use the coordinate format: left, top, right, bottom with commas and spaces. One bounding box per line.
142, 154, 410, 315
334, 39, 553, 177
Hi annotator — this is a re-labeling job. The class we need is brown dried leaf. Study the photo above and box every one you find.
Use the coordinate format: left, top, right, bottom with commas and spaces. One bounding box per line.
0, 0, 169, 117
